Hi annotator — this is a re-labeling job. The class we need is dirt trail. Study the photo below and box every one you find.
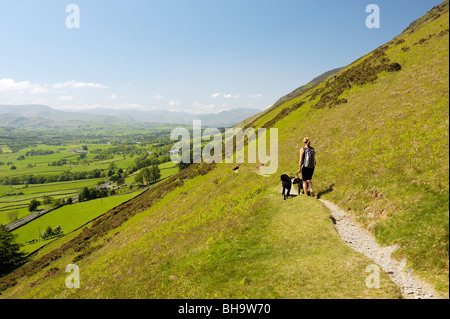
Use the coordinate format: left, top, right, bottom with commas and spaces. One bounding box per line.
278, 180, 441, 298
319, 199, 442, 299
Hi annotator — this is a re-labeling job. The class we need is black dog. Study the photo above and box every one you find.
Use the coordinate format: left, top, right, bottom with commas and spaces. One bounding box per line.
280, 174, 292, 200
292, 177, 304, 195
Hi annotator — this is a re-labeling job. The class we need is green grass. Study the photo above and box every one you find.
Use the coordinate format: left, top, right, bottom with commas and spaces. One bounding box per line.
0, 2, 447, 299
0, 143, 138, 178
245, 5, 449, 295
141, 188, 400, 299
0, 179, 103, 225
12, 190, 143, 254
0, 165, 400, 298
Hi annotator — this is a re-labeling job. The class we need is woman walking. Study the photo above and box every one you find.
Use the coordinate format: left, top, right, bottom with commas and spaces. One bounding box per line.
298, 137, 316, 197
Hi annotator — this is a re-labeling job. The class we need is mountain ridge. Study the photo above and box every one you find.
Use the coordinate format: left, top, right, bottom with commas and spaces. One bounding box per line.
0, 104, 262, 128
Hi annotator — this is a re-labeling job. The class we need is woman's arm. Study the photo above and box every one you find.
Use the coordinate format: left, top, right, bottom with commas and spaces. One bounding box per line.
298, 148, 304, 173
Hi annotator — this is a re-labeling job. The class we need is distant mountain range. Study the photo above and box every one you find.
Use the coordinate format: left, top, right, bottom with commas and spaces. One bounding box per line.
81, 107, 263, 127
0, 104, 263, 128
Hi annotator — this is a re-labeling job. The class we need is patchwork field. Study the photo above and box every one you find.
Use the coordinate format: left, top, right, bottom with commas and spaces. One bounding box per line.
12, 190, 144, 254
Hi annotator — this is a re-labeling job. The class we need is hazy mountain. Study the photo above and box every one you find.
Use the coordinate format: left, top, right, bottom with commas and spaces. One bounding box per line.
0, 104, 262, 128
0, 104, 137, 128
0, 113, 54, 128
75, 107, 263, 127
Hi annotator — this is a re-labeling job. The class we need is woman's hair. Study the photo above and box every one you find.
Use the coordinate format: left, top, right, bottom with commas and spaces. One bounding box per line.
303, 137, 311, 148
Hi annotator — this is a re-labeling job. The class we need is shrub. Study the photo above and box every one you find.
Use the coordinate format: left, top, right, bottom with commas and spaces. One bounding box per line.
28, 199, 41, 212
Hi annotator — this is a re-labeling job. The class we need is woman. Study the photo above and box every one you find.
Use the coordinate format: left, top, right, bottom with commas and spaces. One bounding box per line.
298, 137, 315, 197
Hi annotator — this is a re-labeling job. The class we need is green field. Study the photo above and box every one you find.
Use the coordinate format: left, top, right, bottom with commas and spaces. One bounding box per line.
0, 137, 179, 226
0, 179, 103, 225
0, 144, 137, 178
13, 190, 144, 254
0, 158, 179, 226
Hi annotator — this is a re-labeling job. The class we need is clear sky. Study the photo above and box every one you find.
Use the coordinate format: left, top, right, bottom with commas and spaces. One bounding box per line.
0, 0, 443, 114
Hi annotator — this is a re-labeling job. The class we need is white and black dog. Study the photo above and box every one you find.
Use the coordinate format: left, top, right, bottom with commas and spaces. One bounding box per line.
281, 174, 303, 200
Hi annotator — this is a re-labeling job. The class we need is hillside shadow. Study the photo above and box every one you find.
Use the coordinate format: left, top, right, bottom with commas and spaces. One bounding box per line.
317, 184, 335, 199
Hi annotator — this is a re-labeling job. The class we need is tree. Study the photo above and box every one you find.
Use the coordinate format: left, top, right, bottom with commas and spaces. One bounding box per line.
53, 225, 63, 236
42, 195, 54, 205
108, 162, 117, 171
79, 187, 92, 202
142, 167, 151, 185
0, 224, 25, 275
52, 198, 64, 208
109, 173, 120, 182
150, 165, 161, 183
134, 172, 144, 185
28, 199, 41, 212
7, 210, 19, 223
10, 165, 17, 170
42, 226, 53, 240
8, 210, 19, 223
116, 176, 125, 186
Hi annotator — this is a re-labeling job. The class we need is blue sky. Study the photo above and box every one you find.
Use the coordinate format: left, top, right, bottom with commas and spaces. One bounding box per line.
0, 0, 443, 114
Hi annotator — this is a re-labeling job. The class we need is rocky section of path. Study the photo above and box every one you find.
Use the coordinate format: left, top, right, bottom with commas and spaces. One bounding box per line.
319, 199, 441, 299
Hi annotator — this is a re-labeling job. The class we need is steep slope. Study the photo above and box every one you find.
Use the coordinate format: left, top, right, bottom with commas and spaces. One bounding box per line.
0, 2, 448, 298
236, 67, 343, 130
271, 67, 344, 110
246, 0, 449, 293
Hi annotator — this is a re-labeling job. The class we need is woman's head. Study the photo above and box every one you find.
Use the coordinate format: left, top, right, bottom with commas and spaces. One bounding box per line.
303, 137, 311, 148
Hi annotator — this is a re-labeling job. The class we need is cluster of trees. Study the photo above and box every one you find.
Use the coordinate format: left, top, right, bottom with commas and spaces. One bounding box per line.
78, 186, 112, 202
5, 191, 24, 197
41, 225, 63, 240
0, 168, 105, 185
28, 195, 75, 212
48, 158, 68, 166
5, 142, 35, 154
92, 145, 141, 161
128, 155, 171, 176
106, 162, 126, 185
25, 149, 55, 157
134, 165, 161, 185
93, 153, 114, 161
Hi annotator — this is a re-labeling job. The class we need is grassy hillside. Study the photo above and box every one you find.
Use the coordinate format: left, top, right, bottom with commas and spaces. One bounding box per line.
270, 67, 344, 110
245, 1, 449, 293
0, 163, 401, 298
0, 2, 448, 298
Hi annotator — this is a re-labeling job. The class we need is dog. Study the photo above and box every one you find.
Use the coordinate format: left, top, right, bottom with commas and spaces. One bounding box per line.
280, 174, 292, 200
292, 177, 304, 195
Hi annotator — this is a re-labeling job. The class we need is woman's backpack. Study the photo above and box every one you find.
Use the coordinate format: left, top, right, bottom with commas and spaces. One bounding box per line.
303, 147, 316, 169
